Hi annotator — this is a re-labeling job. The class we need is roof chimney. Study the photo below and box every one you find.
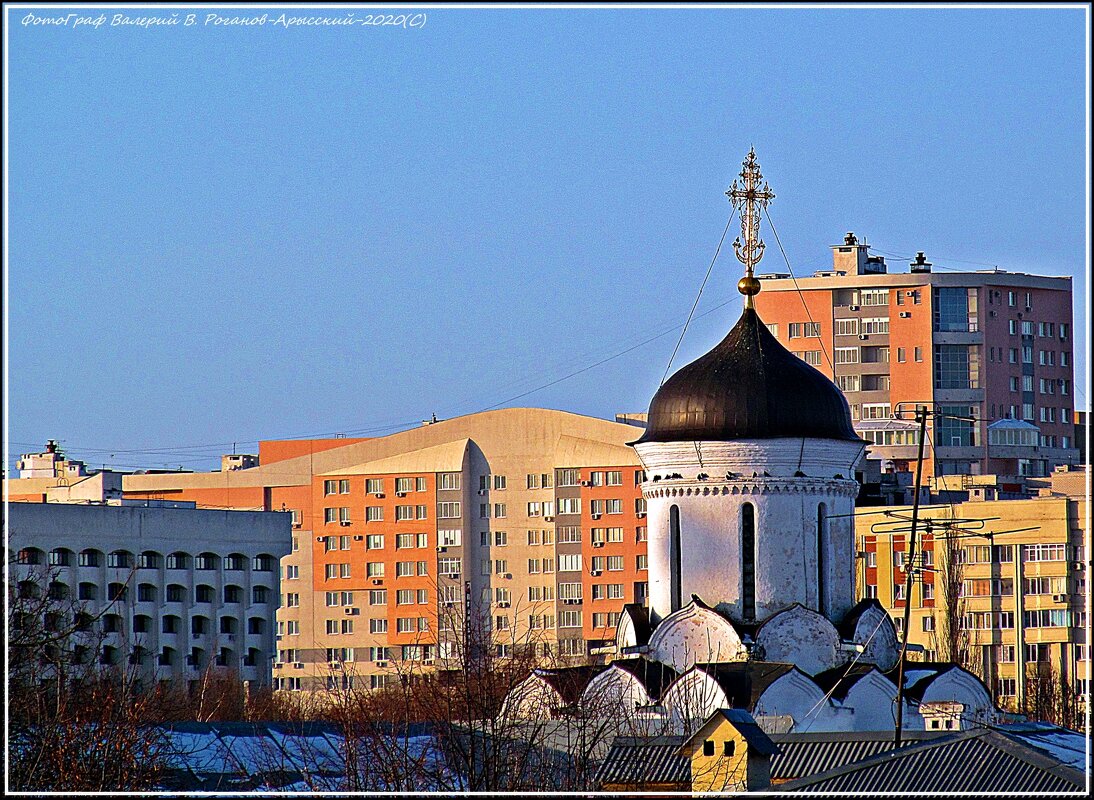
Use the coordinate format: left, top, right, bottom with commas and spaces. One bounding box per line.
910, 252, 932, 273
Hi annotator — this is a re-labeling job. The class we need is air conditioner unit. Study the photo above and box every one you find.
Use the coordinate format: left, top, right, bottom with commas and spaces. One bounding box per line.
858, 334, 869, 340
544, 516, 554, 522
580, 480, 592, 486
989, 310, 997, 318
340, 521, 351, 527
437, 546, 447, 552
477, 489, 487, 496
273, 661, 284, 668
292, 522, 302, 529
899, 311, 911, 318
396, 492, 406, 497
317, 536, 326, 542
636, 512, 646, 518
373, 492, 385, 498
293, 662, 304, 669
1072, 562, 1085, 570
849, 305, 860, 311
591, 570, 601, 577
1052, 594, 1068, 603
498, 602, 510, 608
354, 535, 363, 541
504, 573, 512, 580
592, 513, 601, 520
345, 607, 360, 615
375, 661, 387, 668
593, 542, 604, 548
372, 579, 384, 585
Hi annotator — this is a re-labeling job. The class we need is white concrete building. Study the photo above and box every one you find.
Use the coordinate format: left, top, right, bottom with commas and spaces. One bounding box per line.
7, 502, 291, 688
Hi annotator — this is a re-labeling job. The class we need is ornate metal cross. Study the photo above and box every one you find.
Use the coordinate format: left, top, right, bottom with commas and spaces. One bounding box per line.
726, 148, 775, 308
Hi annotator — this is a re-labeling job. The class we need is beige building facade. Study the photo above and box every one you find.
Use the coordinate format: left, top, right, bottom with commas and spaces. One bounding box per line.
856, 468, 1090, 710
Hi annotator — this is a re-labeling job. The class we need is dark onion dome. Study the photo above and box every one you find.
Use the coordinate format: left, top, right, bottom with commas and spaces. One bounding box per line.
635, 308, 860, 444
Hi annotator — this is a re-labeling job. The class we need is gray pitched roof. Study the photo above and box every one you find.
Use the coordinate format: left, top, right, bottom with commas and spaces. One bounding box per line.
774, 728, 1086, 793
768, 731, 943, 781
594, 736, 689, 788
596, 729, 946, 789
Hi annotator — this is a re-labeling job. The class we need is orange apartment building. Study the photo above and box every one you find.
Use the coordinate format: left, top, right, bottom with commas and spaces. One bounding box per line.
9, 410, 650, 692
753, 234, 1078, 480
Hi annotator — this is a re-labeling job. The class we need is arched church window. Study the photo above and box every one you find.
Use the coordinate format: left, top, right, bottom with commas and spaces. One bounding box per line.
817, 503, 827, 617
742, 503, 756, 620
669, 505, 682, 612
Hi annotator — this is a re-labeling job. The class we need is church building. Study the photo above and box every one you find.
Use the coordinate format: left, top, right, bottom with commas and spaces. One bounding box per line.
505, 150, 1000, 734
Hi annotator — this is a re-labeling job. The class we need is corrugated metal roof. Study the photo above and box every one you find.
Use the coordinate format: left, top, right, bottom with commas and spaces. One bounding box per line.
775, 729, 1085, 793
769, 734, 927, 780
594, 736, 689, 788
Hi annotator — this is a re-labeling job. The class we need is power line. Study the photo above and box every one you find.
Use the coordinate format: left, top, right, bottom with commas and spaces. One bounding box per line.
763, 207, 833, 371
661, 209, 736, 386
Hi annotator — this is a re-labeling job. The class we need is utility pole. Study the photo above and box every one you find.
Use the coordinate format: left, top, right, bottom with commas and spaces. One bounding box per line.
895, 404, 928, 745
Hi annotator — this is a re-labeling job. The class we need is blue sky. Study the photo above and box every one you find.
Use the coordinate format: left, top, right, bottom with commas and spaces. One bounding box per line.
6, 5, 1089, 472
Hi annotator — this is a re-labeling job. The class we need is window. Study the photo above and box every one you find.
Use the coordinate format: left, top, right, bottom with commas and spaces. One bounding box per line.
560, 611, 582, 628
558, 554, 582, 572
558, 497, 581, 515
860, 288, 889, 306
324, 479, 337, 495
437, 502, 461, 519
493, 474, 507, 490
366, 506, 383, 522
494, 530, 507, 546
636, 554, 648, 570
934, 345, 979, 389
933, 287, 977, 332
861, 317, 889, 334
789, 322, 821, 338
861, 403, 891, 420
836, 374, 860, 392
835, 318, 859, 336
835, 347, 859, 364
366, 478, 383, 494
796, 350, 822, 366
557, 468, 580, 487
607, 555, 624, 571
366, 562, 385, 578
396, 477, 413, 494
